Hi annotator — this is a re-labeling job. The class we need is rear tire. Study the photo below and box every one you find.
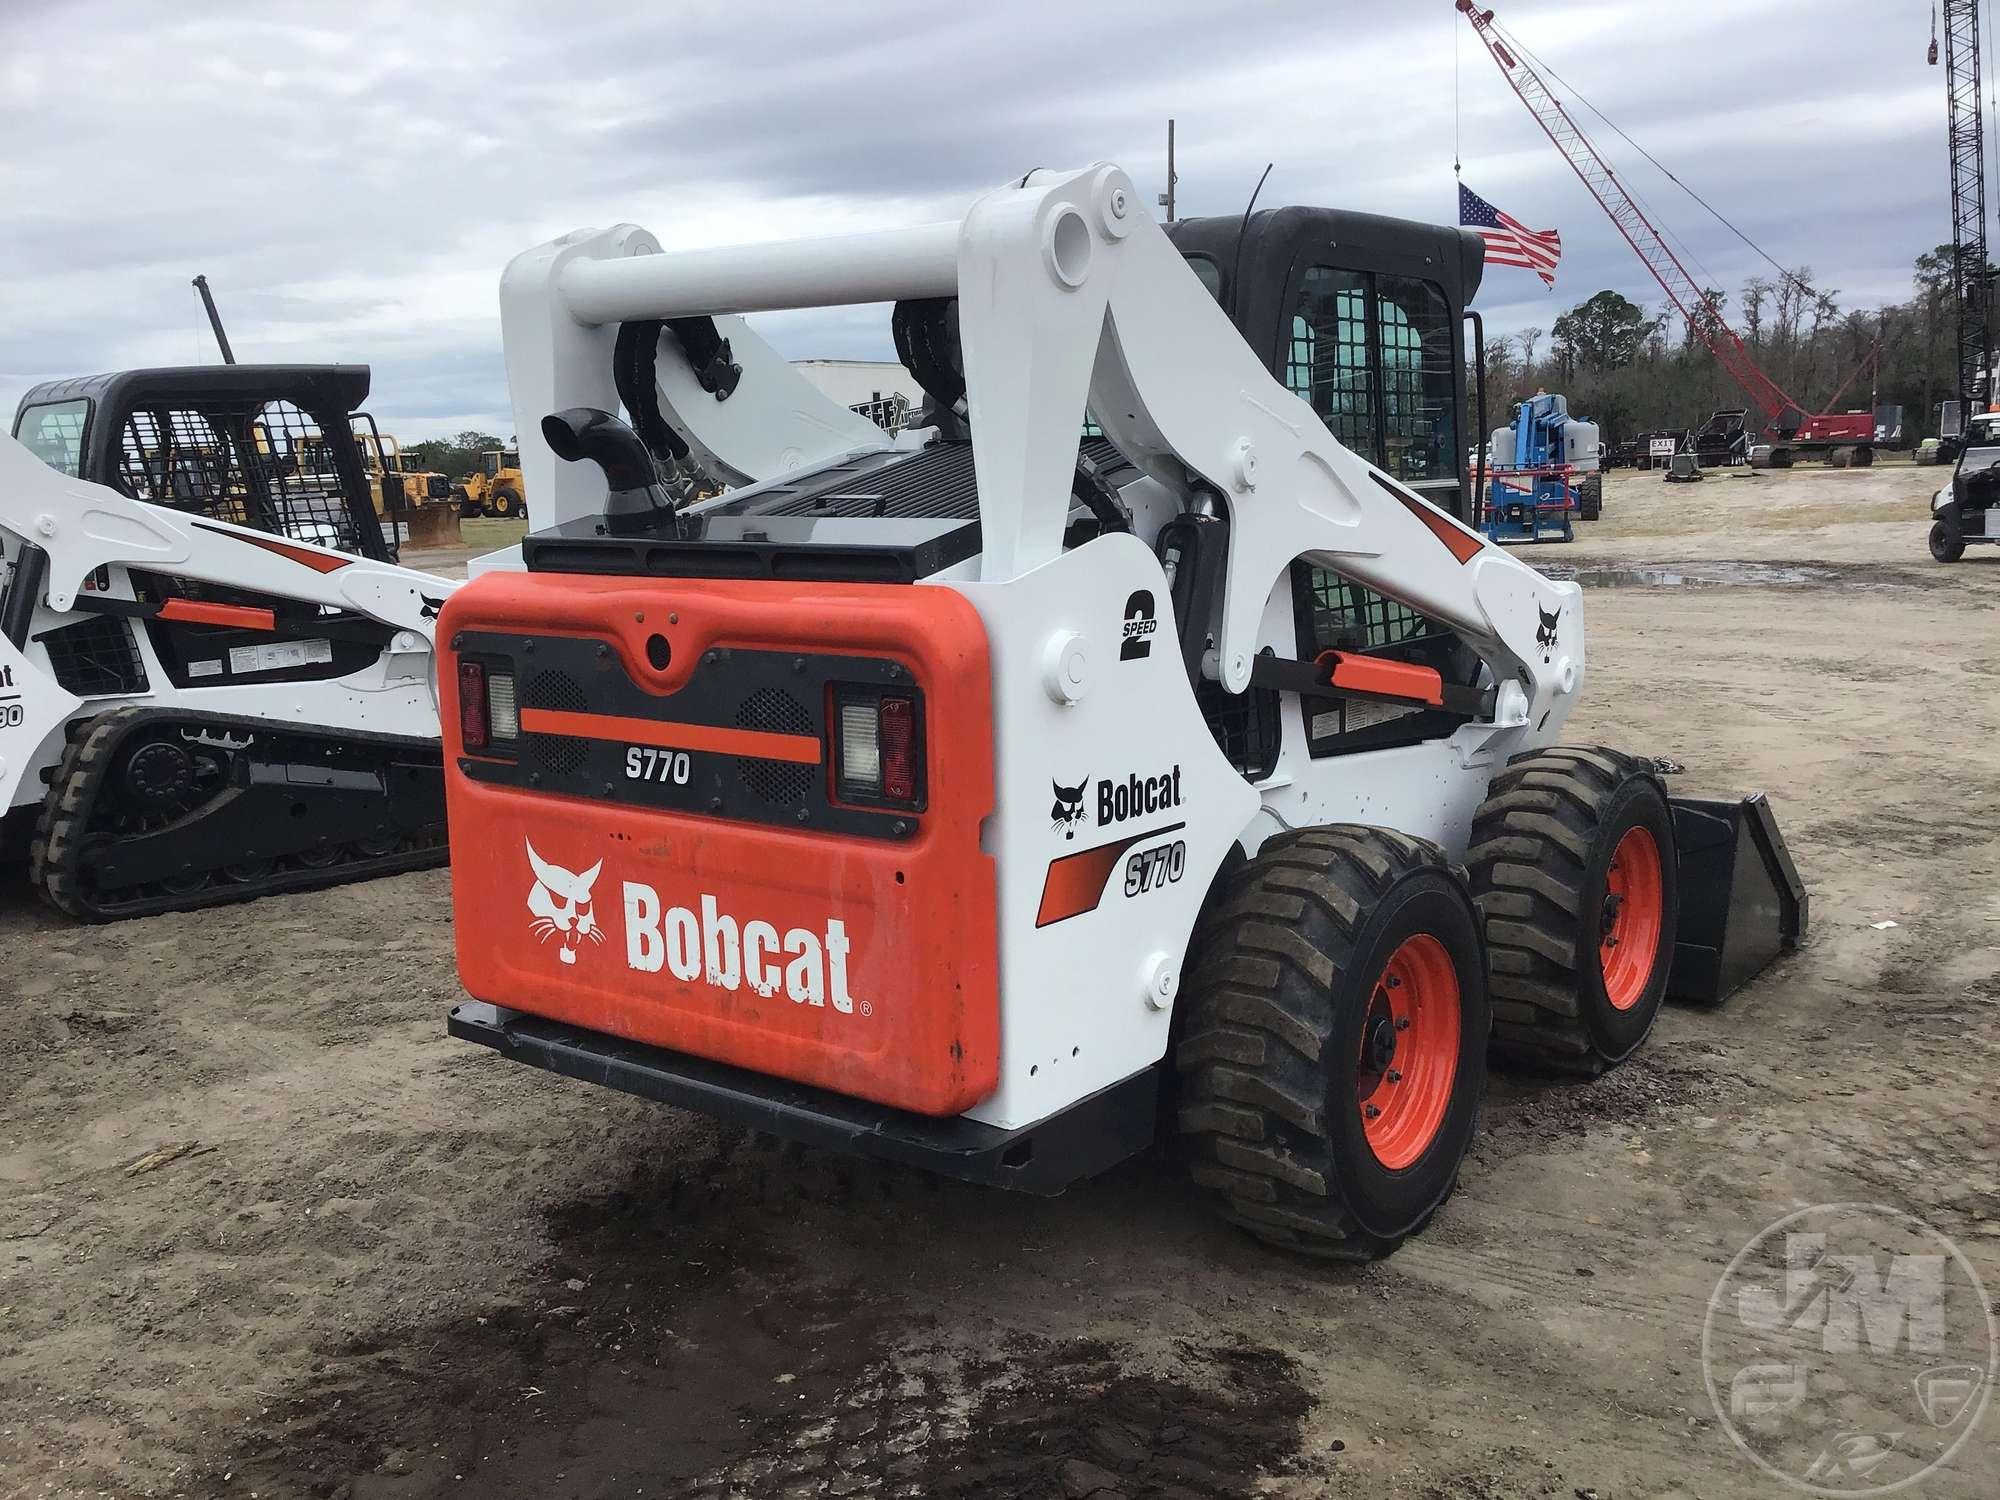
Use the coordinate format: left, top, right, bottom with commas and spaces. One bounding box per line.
488, 487, 523, 519
1577, 473, 1602, 521
1931, 518, 1966, 563
1466, 747, 1679, 1076
1176, 826, 1489, 1260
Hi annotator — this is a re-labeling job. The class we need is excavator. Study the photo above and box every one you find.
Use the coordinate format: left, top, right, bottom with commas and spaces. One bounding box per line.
2, 364, 453, 918
436, 163, 1806, 1257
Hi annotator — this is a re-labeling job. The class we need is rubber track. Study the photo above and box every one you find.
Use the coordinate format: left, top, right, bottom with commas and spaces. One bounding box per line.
29, 706, 446, 923
1464, 744, 1658, 1075
1175, 824, 1459, 1261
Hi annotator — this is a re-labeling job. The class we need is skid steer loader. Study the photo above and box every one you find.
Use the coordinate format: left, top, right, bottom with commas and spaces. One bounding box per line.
1, 364, 454, 919
440, 165, 1805, 1257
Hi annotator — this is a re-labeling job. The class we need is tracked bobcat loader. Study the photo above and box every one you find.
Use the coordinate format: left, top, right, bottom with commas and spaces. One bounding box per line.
1, 365, 455, 919
441, 165, 1806, 1257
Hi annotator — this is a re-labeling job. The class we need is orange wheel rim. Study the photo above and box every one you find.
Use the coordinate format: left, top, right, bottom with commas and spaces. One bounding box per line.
1356, 933, 1461, 1171
1599, 825, 1664, 1011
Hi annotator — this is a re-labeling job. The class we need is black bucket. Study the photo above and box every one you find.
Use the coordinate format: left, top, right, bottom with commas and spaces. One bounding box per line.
1666, 794, 1808, 1004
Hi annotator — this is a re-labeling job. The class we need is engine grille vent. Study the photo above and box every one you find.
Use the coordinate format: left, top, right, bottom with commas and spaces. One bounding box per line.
40, 615, 148, 697
734, 688, 814, 804
524, 671, 589, 775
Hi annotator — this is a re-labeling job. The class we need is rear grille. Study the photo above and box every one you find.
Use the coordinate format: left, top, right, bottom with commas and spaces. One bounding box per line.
524, 671, 589, 775
735, 688, 815, 804
724, 437, 1135, 524
764, 442, 982, 521
39, 615, 148, 697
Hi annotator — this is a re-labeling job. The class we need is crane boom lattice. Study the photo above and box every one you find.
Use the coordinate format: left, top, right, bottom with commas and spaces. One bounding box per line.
1455, 1, 1807, 434
1944, 0, 1990, 415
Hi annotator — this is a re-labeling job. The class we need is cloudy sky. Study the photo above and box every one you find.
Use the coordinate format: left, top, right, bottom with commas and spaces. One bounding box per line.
0, 1, 1950, 440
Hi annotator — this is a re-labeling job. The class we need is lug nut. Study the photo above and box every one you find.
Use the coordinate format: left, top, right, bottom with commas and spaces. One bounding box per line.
1387, 1068, 1403, 1083
1364, 1104, 1382, 1119
1395, 1016, 1411, 1031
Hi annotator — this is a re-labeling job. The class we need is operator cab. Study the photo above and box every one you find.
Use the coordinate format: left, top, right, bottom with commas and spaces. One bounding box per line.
10, 366, 393, 563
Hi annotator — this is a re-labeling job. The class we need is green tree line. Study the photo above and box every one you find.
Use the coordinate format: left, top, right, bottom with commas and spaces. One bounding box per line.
1473, 245, 1980, 445
404, 430, 507, 479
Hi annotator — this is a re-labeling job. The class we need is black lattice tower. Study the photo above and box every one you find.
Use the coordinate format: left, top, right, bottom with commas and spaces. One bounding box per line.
1946, 0, 1990, 412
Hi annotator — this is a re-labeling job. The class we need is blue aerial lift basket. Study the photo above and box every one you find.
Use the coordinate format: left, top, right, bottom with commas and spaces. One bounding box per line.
1483, 391, 1594, 545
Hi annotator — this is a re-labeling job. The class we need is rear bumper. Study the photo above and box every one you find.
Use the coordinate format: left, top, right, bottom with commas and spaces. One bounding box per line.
448, 1001, 1159, 1196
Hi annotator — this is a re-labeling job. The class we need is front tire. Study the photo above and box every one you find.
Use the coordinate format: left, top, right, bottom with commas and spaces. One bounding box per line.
1176, 826, 1489, 1260
1931, 518, 1966, 563
1466, 747, 1679, 1075
488, 487, 523, 519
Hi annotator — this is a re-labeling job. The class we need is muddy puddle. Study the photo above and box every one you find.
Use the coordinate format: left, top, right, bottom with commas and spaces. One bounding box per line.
1535, 558, 1936, 591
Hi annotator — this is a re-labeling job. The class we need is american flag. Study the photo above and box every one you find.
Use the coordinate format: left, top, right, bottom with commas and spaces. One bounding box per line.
1458, 183, 1561, 288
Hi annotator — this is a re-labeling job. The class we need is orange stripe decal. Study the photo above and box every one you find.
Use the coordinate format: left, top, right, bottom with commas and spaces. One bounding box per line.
1036, 823, 1185, 928
517, 707, 823, 765
1370, 474, 1487, 565
190, 521, 353, 574
1396, 493, 1486, 564
158, 598, 279, 631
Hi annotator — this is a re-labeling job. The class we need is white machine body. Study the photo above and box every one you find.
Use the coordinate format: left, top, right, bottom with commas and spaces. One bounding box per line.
487, 162, 1585, 1130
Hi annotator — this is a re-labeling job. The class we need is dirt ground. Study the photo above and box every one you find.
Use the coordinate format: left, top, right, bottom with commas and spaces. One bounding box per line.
3, 459, 1997, 1499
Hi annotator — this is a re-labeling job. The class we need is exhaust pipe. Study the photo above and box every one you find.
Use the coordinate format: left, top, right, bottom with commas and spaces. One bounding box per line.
540, 407, 675, 533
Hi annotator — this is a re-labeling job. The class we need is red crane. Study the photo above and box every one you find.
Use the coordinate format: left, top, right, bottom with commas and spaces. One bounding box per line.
1456, 1, 1883, 464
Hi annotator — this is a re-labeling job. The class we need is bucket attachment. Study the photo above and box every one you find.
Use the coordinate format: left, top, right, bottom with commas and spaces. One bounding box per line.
1666, 794, 1807, 1003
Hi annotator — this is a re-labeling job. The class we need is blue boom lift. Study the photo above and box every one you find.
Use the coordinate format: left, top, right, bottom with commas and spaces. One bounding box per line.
1483, 391, 1600, 545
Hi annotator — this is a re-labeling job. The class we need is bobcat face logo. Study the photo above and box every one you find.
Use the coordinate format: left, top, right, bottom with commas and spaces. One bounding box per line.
1536, 604, 1561, 663
1051, 777, 1088, 839
419, 594, 446, 621
526, 841, 604, 965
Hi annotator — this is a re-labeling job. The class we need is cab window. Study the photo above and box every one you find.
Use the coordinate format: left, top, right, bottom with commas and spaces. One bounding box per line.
1185, 255, 1224, 304
1285, 268, 1455, 486
13, 399, 90, 477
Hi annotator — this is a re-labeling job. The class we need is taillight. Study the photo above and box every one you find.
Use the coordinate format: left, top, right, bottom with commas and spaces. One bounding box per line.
879, 696, 916, 802
459, 660, 489, 751
832, 687, 923, 810
458, 659, 517, 756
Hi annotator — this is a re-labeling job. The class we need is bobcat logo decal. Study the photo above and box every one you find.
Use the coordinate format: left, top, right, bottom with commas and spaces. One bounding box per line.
526, 841, 604, 966
419, 593, 447, 621
1051, 777, 1089, 839
1536, 604, 1561, 663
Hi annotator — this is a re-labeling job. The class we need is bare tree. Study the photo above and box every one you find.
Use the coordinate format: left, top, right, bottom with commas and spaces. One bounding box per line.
1740, 276, 1771, 350
1516, 324, 1544, 375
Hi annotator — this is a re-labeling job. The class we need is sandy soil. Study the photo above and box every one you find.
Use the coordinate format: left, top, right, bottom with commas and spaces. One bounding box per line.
3, 460, 1997, 1499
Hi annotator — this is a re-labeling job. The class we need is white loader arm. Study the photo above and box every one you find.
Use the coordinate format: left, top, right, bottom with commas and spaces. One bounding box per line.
496, 163, 1581, 722
0, 433, 455, 639
950, 164, 1579, 716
